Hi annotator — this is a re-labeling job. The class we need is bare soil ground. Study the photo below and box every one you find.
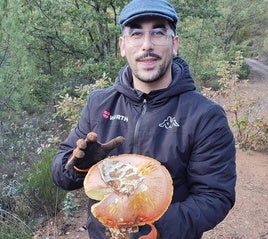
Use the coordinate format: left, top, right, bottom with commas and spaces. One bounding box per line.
203, 149, 268, 239
34, 59, 268, 239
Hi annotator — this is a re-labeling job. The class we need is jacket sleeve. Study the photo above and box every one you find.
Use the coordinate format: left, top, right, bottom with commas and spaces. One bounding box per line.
155, 105, 236, 239
52, 98, 92, 190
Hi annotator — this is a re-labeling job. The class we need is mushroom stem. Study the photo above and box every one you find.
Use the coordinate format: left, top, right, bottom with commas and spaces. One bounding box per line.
106, 226, 138, 239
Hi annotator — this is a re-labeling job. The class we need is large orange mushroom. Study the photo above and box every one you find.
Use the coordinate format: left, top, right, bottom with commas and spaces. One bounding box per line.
84, 154, 173, 239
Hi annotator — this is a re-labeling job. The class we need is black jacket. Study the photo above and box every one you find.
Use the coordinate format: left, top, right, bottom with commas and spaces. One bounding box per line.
52, 57, 236, 239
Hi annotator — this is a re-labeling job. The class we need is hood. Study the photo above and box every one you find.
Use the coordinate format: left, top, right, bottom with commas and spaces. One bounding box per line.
114, 57, 196, 106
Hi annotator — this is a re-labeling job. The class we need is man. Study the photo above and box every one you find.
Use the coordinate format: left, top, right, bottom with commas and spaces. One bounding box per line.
52, 0, 236, 238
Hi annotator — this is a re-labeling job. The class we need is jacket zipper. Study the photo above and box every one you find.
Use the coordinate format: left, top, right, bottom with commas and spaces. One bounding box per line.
133, 98, 147, 153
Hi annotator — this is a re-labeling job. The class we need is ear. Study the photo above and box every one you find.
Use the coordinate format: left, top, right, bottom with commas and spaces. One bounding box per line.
172, 36, 179, 56
119, 36, 126, 57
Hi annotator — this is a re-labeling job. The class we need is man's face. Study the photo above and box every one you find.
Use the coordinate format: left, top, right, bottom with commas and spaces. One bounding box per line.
119, 16, 179, 85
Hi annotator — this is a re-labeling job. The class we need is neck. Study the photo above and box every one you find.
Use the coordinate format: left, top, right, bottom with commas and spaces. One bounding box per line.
133, 77, 172, 94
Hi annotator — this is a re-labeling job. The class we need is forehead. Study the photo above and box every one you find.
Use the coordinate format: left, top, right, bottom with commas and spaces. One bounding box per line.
125, 16, 170, 29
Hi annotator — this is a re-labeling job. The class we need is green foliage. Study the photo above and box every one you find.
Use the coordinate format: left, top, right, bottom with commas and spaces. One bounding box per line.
202, 57, 268, 152
232, 114, 268, 151
19, 0, 126, 75
172, 0, 268, 84
238, 61, 250, 79
0, 176, 28, 220
0, 145, 66, 235
55, 73, 114, 128
0, 209, 33, 239
0, 174, 32, 238
63, 192, 80, 220
0, 0, 41, 111
179, 13, 223, 83
0, 109, 62, 167
22, 148, 67, 218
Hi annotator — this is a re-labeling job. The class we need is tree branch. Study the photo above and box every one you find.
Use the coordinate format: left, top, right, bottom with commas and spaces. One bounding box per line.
0, 45, 9, 67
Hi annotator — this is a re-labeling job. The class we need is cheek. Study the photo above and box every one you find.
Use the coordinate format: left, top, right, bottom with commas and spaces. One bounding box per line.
121, 47, 136, 62
124, 52, 135, 68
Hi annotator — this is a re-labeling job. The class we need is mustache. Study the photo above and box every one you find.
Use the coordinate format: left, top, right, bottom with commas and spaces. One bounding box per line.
136, 52, 161, 61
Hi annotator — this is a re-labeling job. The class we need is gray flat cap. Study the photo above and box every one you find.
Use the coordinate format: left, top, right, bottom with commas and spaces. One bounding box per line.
118, 0, 178, 30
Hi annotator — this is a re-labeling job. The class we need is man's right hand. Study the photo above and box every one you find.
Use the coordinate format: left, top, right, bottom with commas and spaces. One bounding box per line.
65, 132, 125, 172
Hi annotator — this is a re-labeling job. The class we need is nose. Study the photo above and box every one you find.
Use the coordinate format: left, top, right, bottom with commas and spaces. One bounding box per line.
141, 32, 154, 51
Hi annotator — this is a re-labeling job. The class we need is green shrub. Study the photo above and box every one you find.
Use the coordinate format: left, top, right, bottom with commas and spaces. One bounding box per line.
238, 61, 250, 79
0, 209, 33, 239
55, 73, 114, 128
0, 176, 32, 238
63, 192, 80, 220
22, 148, 67, 219
202, 58, 268, 152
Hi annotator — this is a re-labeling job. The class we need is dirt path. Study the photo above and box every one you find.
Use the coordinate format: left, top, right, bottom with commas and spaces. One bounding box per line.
203, 150, 268, 239
242, 59, 268, 116
245, 59, 268, 78
34, 59, 268, 239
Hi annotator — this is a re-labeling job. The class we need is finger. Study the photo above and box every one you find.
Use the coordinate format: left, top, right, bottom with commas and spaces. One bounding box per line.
73, 148, 85, 158
101, 136, 125, 152
86, 132, 98, 142
77, 139, 87, 149
65, 148, 85, 170
65, 154, 77, 170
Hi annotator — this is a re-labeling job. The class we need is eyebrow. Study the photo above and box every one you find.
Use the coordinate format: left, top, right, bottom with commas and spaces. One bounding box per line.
127, 22, 167, 30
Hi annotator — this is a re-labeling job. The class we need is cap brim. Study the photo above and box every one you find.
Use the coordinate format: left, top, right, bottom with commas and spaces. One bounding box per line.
122, 12, 175, 28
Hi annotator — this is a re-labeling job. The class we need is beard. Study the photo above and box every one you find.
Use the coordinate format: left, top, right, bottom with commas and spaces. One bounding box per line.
131, 52, 173, 83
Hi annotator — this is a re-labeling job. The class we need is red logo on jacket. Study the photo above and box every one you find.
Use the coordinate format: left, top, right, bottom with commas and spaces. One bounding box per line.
103, 110, 111, 119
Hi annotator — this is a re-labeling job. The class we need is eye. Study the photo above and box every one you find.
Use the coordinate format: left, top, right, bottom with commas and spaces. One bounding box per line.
129, 30, 143, 38
151, 28, 167, 37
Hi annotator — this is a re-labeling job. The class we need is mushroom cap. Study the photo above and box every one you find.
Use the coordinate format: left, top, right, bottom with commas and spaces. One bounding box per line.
84, 154, 173, 229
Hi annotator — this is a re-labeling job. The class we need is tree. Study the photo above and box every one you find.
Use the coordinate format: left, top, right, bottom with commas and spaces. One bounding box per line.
216, 0, 268, 53
19, 0, 127, 81
170, 0, 223, 84
170, 0, 268, 85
